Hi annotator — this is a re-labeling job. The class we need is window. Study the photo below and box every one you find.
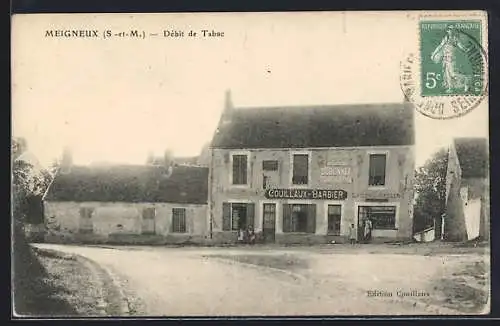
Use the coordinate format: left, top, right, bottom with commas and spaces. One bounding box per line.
263, 160, 279, 171
327, 205, 342, 235
283, 204, 316, 233
142, 207, 156, 234
369, 154, 387, 186
358, 206, 396, 230
222, 202, 255, 231
172, 208, 186, 233
232, 154, 248, 185
79, 207, 94, 233
292, 154, 309, 185
262, 175, 268, 189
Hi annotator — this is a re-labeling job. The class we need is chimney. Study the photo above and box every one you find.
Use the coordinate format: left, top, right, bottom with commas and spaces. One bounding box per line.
162, 149, 174, 178
60, 146, 72, 174
224, 89, 233, 113
147, 151, 158, 165
221, 89, 233, 126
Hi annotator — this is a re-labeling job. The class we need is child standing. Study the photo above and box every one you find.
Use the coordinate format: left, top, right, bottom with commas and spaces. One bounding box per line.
237, 228, 245, 244
349, 223, 357, 245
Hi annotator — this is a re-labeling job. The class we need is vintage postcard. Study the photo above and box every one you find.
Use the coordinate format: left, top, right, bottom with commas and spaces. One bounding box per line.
11, 11, 490, 317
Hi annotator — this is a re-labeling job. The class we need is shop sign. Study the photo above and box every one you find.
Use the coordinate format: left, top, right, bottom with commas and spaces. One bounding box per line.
265, 188, 348, 200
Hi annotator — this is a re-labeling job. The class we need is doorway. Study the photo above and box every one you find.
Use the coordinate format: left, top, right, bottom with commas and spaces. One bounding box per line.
262, 203, 276, 242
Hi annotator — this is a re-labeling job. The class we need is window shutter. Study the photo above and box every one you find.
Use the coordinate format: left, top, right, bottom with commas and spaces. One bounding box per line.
222, 202, 231, 231
246, 203, 255, 229
188, 209, 194, 233
283, 204, 292, 232
307, 204, 317, 234
241, 156, 248, 184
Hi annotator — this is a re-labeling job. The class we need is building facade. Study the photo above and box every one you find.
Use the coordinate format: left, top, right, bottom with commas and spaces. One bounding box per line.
443, 137, 489, 242
208, 93, 416, 244
43, 160, 209, 244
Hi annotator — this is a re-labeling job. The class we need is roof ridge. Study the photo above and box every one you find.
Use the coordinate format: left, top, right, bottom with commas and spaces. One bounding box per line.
233, 102, 406, 111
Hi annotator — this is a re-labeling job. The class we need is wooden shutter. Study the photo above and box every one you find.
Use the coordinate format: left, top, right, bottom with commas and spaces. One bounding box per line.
246, 203, 255, 229
307, 204, 316, 234
232, 155, 247, 185
222, 202, 231, 231
282, 204, 292, 232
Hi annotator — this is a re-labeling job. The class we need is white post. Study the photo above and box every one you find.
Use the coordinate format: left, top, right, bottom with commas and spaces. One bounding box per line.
441, 214, 445, 241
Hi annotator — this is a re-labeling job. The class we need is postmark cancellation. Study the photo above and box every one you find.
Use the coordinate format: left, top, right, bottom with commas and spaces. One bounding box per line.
400, 14, 488, 120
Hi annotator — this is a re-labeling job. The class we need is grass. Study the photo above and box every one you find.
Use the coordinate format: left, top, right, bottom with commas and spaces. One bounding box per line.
13, 225, 106, 317
13, 227, 78, 317
425, 260, 489, 314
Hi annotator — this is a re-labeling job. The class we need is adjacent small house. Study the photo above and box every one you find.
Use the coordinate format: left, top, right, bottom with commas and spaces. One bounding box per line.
43, 159, 209, 244
443, 137, 489, 242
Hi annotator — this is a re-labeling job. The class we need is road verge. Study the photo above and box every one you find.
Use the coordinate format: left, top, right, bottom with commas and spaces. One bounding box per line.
30, 247, 130, 316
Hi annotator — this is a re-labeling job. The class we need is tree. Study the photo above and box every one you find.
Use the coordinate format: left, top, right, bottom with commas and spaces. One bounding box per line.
11, 138, 53, 223
413, 148, 449, 233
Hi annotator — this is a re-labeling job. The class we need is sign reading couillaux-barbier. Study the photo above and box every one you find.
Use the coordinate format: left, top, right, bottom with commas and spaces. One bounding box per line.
265, 189, 347, 200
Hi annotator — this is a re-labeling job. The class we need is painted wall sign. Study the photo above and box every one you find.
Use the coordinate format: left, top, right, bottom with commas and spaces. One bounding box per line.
265, 188, 348, 200
326, 153, 351, 166
352, 193, 402, 199
320, 166, 353, 184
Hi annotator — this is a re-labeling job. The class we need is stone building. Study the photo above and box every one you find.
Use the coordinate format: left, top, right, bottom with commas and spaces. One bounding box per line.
443, 137, 489, 242
43, 155, 209, 244
207, 92, 416, 244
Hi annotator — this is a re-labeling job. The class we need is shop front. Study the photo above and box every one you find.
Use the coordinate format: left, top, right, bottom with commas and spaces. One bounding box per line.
262, 188, 348, 244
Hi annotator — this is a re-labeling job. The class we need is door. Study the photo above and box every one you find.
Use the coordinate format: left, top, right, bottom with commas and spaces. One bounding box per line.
357, 206, 366, 241
142, 207, 156, 234
262, 203, 276, 242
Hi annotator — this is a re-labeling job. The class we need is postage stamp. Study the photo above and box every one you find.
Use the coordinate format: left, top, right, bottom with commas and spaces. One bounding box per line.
400, 16, 488, 119
420, 21, 483, 97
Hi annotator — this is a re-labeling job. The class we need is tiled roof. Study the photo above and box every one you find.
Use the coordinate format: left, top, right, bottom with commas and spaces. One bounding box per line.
211, 102, 415, 149
454, 138, 489, 178
44, 164, 208, 204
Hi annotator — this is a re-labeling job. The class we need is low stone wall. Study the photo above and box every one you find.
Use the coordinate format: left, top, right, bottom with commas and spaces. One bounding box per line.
210, 231, 239, 244
43, 230, 412, 246
24, 223, 46, 243
275, 233, 327, 245
44, 233, 210, 246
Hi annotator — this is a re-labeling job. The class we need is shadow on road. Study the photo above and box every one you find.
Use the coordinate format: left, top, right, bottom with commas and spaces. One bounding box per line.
204, 253, 309, 272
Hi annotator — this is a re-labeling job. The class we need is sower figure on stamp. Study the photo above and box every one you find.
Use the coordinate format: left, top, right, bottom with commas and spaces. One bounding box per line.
431, 25, 470, 93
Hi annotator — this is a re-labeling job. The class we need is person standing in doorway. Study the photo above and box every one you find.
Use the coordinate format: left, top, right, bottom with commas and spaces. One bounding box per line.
248, 225, 256, 245
349, 223, 357, 245
364, 218, 373, 243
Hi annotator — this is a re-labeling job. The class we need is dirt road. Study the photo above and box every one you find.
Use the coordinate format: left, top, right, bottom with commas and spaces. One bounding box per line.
32, 244, 488, 316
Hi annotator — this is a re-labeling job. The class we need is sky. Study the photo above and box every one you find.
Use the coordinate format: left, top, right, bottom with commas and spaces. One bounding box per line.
12, 12, 489, 168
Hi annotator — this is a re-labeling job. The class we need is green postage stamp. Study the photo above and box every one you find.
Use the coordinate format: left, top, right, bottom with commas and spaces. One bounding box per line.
420, 21, 483, 97
400, 13, 488, 119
